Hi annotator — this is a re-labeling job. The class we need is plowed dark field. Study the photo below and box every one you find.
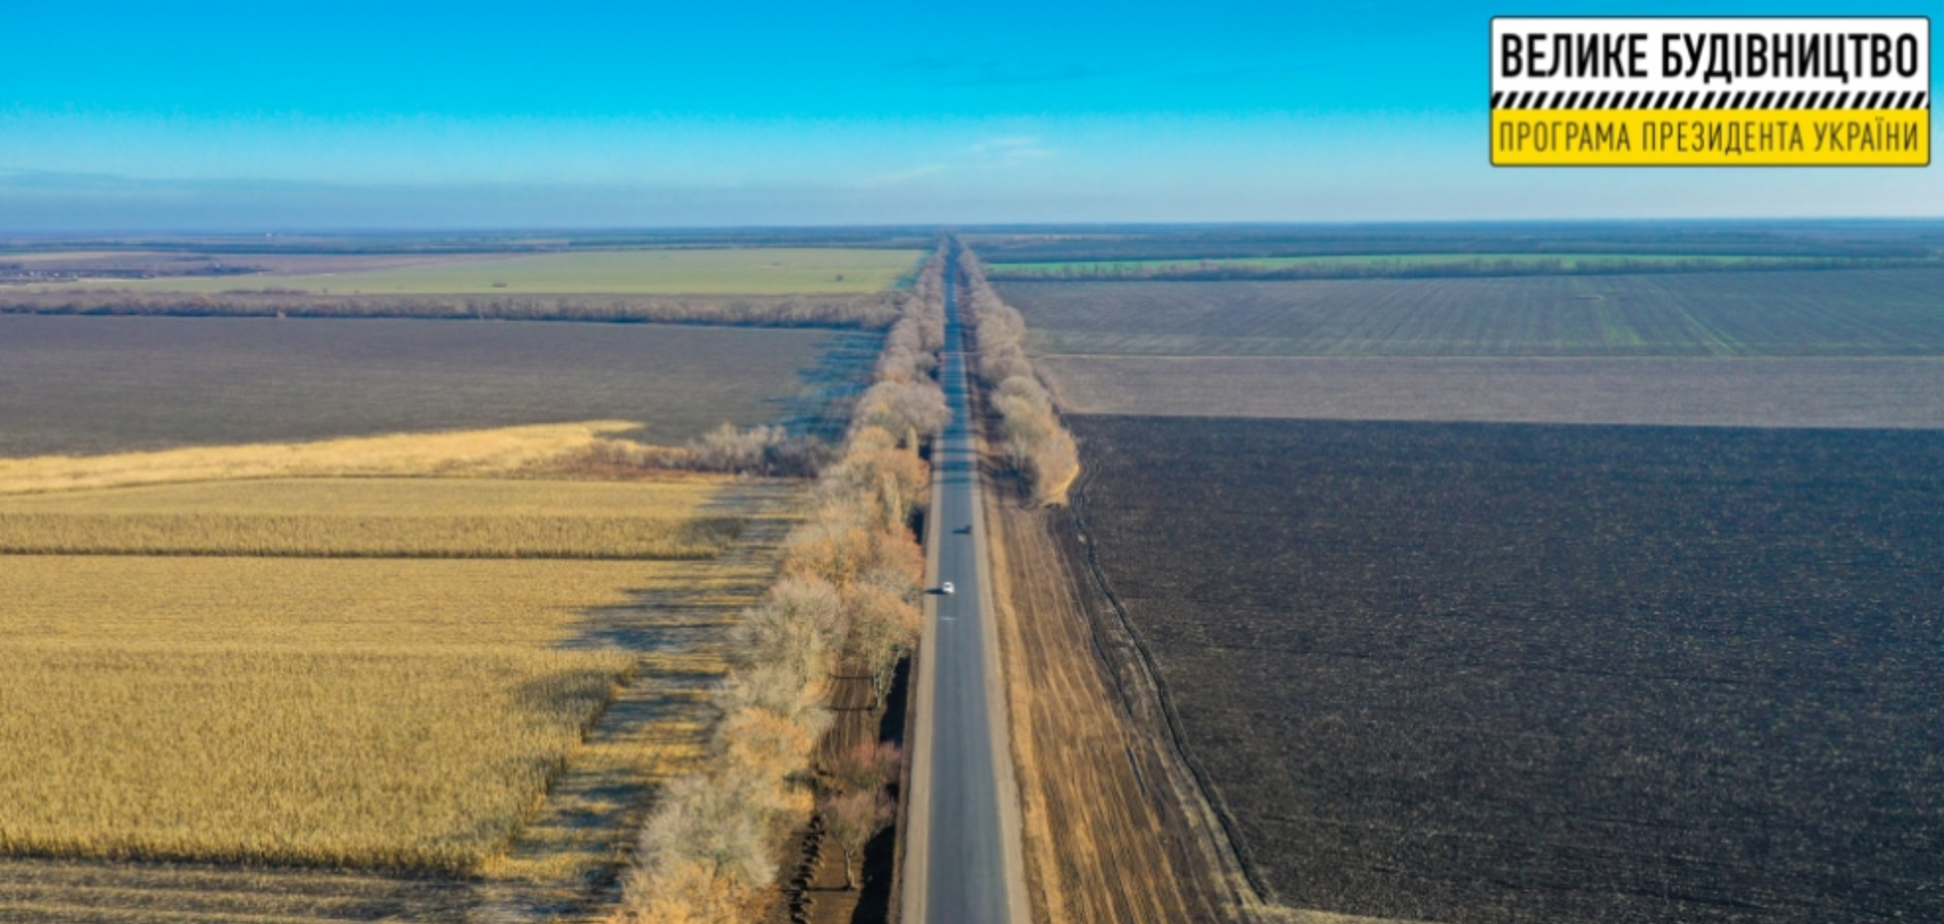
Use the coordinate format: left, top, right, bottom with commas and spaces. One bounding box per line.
0, 315, 877, 456
1066, 414, 1944, 924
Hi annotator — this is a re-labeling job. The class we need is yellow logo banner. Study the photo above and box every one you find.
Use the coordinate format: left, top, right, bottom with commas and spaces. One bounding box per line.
1490, 18, 1930, 167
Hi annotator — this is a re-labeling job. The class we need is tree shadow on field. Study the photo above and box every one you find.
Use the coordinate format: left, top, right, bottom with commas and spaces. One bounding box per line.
488, 484, 805, 919
769, 330, 882, 443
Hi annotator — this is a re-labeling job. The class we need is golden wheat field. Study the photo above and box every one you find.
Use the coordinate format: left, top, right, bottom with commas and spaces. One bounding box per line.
0, 447, 797, 882
0, 512, 740, 558
0, 476, 729, 516
0, 555, 720, 873
0, 421, 638, 494
0, 475, 741, 558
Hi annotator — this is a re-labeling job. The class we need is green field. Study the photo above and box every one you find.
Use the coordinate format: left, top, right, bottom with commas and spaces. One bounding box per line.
15, 248, 923, 296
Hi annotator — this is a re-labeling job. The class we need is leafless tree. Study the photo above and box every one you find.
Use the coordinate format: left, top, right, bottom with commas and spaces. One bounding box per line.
730, 575, 845, 692
845, 583, 921, 706
820, 788, 895, 891
616, 242, 952, 924
624, 771, 777, 923
956, 245, 1083, 505
832, 739, 903, 795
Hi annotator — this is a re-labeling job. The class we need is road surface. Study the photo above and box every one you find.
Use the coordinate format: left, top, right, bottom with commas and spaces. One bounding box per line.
901, 249, 1031, 924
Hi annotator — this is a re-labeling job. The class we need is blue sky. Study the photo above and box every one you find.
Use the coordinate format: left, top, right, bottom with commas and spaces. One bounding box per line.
0, 0, 1934, 229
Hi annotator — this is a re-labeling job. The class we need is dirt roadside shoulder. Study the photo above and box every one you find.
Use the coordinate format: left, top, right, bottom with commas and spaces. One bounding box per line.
979, 426, 1241, 924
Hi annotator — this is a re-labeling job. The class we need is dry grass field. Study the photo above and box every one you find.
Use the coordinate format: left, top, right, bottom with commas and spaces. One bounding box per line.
2, 555, 705, 649
0, 422, 638, 493
493, 486, 805, 911
0, 477, 743, 558
0, 476, 726, 516
1064, 414, 1944, 924
999, 269, 1944, 357
0, 315, 879, 457
1, 555, 652, 873
1036, 355, 1944, 428
4, 248, 923, 296
0, 534, 802, 922
0, 512, 741, 558
0, 474, 810, 924
0, 447, 811, 900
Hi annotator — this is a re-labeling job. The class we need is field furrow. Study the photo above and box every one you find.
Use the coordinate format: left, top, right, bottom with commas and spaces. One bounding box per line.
1062, 415, 1944, 924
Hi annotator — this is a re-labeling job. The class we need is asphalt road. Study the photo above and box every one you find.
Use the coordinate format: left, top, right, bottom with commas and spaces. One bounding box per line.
901, 250, 1031, 924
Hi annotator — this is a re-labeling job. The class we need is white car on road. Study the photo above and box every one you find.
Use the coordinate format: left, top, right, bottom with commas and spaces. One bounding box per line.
940, 581, 955, 595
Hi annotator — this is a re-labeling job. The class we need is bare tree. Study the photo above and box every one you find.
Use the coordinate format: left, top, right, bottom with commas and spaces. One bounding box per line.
855, 380, 949, 444
823, 445, 930, 531
685, 423, 833, 477
845, 583, 921, 706
831, 740, 903, 795
624, 771, 778, 923
820, 788, 895, 891
616, 242, 952, 924
957, 245, 1082, 505
730, 575, 844, 694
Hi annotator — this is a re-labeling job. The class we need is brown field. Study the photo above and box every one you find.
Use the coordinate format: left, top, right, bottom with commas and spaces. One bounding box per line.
1061, 414, 1944, 924
0, 248, 922, 331
1037, 355, 1944, 428
973, 242, 1944, 924
999, 269, 1944, 358
0, 314, 879, 457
